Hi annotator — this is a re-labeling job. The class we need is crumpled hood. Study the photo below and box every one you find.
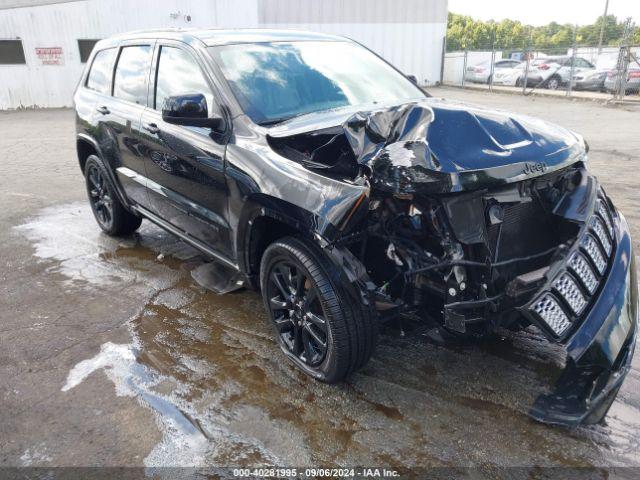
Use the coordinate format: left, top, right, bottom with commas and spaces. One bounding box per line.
425, 99, 584, 173
345, 99, 586, 195
268, 98, 587, 195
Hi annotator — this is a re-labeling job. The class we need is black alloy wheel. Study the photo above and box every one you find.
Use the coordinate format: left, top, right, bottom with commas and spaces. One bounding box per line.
260, 237, 378, 383
84, 155, 142, 235
87, 163, 114, 230
266, 259, 329, 367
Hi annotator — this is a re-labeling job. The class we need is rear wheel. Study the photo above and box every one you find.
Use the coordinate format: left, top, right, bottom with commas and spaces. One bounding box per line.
84, 155, 142, 236
260, 237, 377, 383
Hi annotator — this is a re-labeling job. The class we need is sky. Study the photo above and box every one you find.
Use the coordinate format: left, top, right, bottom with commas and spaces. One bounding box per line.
448, 0, 640, 26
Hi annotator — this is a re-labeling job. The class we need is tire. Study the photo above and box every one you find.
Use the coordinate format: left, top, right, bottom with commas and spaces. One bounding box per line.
260, 236, 377, 383
84, 155, 142, 236
546, 76, 561, 90
515, 77, 523, 87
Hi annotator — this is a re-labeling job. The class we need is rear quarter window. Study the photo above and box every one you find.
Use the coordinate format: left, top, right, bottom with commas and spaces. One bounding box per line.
86, 48, 116, 94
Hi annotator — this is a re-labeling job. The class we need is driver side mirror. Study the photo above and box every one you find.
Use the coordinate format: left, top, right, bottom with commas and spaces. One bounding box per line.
162, 93, 225, 131
406, 75, 418, 85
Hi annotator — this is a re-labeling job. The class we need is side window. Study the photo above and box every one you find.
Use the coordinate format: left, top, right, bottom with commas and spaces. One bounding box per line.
113, 45, 152, 105
155, 46, 214, 111
86, 48, 116, 94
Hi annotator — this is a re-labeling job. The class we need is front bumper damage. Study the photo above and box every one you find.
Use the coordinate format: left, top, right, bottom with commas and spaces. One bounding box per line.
269, 100, 637, 427
529, 212, 637, 426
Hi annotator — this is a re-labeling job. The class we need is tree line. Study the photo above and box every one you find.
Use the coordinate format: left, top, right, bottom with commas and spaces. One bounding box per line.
446, 13, 640, 52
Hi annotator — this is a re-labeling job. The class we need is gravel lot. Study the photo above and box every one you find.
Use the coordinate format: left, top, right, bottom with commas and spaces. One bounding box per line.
1, 87, 639, 474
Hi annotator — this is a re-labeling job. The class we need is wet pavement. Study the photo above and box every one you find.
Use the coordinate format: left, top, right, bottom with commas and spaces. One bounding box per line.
1, 91, 640, 474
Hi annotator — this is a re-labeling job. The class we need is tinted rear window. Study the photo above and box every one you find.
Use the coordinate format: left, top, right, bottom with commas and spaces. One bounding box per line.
113, 45, 152, 105
86, 48, 116, 94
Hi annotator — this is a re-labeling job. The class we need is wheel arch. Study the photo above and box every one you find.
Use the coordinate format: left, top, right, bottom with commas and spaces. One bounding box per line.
77, 134, 132, 210
77, 134, 100, 173
237, 195, 337, 288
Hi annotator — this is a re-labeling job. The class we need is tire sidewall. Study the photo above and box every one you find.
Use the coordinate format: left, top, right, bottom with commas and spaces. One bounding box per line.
260, 241, 342, 382
84, 155, 116, 233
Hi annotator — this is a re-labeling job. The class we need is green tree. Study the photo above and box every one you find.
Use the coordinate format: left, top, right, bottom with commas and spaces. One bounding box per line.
446, 12, 633, 52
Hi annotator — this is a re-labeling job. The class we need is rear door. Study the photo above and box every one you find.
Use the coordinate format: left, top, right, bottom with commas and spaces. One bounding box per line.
106, 41, 155, 208
139, 41, 232, 258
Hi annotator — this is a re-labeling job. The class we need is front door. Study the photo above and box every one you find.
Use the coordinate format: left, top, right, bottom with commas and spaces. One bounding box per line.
139, 42, 232, 258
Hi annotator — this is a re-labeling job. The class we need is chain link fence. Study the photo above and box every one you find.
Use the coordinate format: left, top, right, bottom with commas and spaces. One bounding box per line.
441, 19, 640, 102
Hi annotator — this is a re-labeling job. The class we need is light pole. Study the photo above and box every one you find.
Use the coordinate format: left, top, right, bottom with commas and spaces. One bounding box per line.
597, 0, 610, 55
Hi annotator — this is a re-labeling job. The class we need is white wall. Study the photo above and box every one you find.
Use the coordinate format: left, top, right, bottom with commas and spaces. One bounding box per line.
0, 0, 259, 108
0, 0, 447, 109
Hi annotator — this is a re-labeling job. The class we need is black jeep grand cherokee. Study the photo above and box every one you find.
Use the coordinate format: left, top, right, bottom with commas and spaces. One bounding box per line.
75, 29, 637, 427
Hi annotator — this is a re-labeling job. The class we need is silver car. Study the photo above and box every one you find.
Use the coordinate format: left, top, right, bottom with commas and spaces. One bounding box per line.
604, 68, 640, 95
529, 56, 596, 90
464, 59, 523, 84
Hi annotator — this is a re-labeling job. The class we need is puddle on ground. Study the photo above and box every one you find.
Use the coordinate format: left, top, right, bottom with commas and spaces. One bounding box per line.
14, 202, 640, 469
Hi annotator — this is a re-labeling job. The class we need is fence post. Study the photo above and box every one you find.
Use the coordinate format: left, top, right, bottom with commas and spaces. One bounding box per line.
462, 49, 468, 87
440, 35, 446, 85
522, 43, 531, 95
566, 26, 578, 97
614, 45, 625, 100
489, 30, 496, 91
619, 45, 630, 99
617, 18, 633, 100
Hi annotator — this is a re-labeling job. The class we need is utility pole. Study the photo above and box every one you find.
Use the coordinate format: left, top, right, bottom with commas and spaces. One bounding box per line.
597, 0, 610, 55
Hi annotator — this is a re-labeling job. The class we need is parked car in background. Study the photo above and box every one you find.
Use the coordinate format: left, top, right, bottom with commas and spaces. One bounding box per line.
491, 62, 526, 86
605, 67, 640, 95
464, 59, 522, 84
571, 69, 609, 92
529, 56, 596, 89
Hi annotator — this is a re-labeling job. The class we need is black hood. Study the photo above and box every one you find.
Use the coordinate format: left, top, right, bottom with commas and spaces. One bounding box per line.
267, 99, 587, 195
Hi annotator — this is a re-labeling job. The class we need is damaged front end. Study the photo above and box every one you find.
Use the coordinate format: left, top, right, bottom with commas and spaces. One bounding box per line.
267, 100, 638, 427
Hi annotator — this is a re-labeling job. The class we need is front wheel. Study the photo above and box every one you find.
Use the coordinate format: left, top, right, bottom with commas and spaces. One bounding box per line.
84, 155, 142, 236
260, 237, 377, 383
546, 76, 561, 90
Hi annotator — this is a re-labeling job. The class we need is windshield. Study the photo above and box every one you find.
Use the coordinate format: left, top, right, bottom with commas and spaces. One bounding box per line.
209, 41, 425, 125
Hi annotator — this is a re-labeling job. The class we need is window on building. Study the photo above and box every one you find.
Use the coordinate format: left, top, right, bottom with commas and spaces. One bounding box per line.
78, 39, 101, 63
113, 45, 152, 106
0, 40, 26, 65
86, 48, 116, 95
154, 46, 213, 111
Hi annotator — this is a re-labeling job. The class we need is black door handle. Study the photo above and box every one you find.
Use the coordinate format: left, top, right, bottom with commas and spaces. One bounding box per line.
143, 122, 160, 134
96, 105, 110, 115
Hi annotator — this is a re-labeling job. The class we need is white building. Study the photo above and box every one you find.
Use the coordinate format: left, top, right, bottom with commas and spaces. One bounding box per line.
0, 0, 448, 109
